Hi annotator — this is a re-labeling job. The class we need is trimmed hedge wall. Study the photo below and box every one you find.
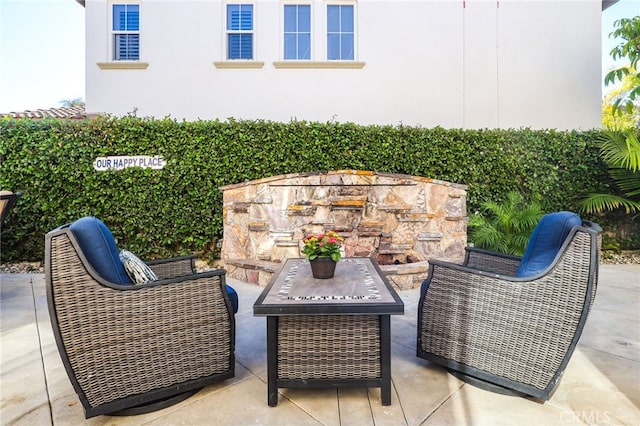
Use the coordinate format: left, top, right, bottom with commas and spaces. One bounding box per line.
0, 116, 610, 262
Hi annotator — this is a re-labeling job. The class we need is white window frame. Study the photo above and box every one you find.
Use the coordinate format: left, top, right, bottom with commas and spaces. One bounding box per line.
324, 1, 357, 61
273, 0, 364, 69
215, 1, 263, 68
110, 1, 141, 62
224, 1, 256, 60
281, 1, 313, 61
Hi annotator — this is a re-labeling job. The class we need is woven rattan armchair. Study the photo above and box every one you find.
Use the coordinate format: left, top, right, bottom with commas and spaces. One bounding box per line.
45, 217, 236, 418
417, 212, 601, 401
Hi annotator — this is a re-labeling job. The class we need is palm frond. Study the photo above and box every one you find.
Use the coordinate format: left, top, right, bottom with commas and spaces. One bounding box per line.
578, 193, 640, 214
608, 167, 640, 196
599, 129, 640, 172
516, 206, 544, 232
467, 191, 543, 255
512, 234, 532, 253
471, 225, 501, 248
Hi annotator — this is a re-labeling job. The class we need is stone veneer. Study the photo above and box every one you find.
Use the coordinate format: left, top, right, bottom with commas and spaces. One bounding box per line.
219, 170, 467, 289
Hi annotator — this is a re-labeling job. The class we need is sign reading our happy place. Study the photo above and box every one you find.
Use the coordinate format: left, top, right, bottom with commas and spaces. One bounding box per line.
93, 155, 165, 171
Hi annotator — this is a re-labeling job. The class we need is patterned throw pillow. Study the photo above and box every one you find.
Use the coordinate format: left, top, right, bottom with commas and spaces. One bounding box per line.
119, 250, 158, 284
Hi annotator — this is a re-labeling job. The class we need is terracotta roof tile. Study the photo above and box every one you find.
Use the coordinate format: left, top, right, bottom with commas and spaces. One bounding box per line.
2, 106, 86, 120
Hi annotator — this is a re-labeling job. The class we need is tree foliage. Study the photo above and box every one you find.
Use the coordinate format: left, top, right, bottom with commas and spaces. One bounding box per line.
60, 98, 85, 107
602, 69, 640, 129
605, 16, 640, 119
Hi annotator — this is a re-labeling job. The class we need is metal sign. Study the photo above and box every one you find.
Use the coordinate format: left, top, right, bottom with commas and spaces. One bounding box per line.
93, 155, 165, 171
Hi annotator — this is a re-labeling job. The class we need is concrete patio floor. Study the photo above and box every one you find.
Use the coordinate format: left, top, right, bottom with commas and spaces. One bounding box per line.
1, 264, 639, 425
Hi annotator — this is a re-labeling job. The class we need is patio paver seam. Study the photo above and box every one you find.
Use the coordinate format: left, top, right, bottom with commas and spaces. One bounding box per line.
31, 276, 56, 424
390, 377, 410, 425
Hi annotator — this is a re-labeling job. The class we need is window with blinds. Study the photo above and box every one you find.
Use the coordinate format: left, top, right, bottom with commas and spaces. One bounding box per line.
112, 4, 140, 61
284, 5, 311, 60
227, 4, 254, 60
327, 4, 354, 60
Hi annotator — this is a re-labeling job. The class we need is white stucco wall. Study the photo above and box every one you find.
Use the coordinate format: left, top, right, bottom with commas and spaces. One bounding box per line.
84, 0, 602, 129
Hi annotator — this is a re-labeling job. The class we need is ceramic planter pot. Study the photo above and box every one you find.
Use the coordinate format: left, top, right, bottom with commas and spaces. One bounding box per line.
309, 257, 337, 279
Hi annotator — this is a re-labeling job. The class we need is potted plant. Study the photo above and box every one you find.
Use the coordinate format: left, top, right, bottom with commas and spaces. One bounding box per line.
301, 230, 344, 279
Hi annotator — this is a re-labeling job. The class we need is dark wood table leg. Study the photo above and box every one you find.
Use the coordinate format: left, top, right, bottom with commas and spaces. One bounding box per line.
267, 316, 279, 406
380, 315, 391, 405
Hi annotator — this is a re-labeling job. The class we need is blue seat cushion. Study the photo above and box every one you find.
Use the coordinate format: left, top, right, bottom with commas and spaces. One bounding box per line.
70, 217, 133, 285
226, 285, 239, 314
420, 278, 429, 298
516, 211, 582, 278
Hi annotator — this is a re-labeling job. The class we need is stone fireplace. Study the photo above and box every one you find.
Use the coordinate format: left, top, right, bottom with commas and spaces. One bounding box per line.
219, 170, 467, 289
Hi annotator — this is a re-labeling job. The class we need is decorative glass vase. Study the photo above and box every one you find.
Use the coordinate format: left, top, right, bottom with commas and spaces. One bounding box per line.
309, 257, 337, 279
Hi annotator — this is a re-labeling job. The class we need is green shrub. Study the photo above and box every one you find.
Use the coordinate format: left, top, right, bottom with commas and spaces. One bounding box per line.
468, 191, 544, 256
0, 116, 615, 262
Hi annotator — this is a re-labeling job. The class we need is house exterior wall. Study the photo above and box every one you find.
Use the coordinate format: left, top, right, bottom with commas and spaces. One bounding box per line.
84, 0, 602, 129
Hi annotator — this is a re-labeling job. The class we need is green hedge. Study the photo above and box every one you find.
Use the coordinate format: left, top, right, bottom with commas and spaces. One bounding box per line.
0, 116, 611, 262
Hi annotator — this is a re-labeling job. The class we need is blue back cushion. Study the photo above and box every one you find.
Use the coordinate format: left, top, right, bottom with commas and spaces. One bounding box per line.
70, 217, 132, 285
226, 285, 239, 314
516, 211, 582, 278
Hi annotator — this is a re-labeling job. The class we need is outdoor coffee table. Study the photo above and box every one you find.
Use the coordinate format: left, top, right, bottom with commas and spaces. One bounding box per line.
253, 257, 404, 406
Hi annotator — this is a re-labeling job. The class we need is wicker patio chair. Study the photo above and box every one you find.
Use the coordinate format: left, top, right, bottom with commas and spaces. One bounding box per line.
417, 212, 601, 401
45, 216, 237, 418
